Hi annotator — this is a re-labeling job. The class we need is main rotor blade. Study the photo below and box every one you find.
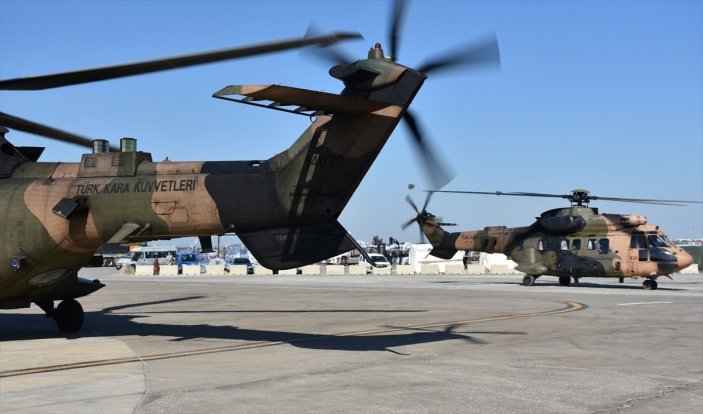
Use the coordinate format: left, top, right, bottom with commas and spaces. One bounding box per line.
416, 33, 501, 75
0, 32, 362, 91
430, 190, 566, 199
389, 0, 408, 61
0, 111, 116, 150
592, 196, 703, 205
402, 109, 454, 190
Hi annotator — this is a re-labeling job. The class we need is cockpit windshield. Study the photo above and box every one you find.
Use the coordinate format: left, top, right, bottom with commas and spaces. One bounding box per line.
647, 233, 671, 248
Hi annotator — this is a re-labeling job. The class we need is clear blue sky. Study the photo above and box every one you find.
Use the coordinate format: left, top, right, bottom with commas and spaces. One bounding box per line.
1, 0, 701, 242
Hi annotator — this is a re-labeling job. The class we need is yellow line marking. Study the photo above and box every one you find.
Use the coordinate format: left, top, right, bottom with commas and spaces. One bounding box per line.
0, 301, 584, 378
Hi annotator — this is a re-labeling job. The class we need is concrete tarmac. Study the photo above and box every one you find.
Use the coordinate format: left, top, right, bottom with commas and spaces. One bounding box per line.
1, 269, 702, 413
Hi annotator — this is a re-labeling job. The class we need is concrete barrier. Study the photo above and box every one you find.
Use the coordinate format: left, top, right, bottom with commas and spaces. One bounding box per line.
465, 264, 488, 274
254, 265, 273, 275
395, 265, 415, 275
301, 265, 321, 275
420, 264, 439, 275
182, 265, 200, 276
206, 264, 226, 275
135, 265, 153, 276
348, 265, 367, 275
326, 265, 345, 275
372, 266, 391, 275
160, 265, 178, 276
443, 264, 465, 275
278, 268, 298, 275
229, 265, 248, 275
489, 264, 510, 274
679, 264, 700, 274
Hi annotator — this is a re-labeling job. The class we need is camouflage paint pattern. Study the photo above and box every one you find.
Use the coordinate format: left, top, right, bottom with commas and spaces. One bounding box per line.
0, 51, 425, 307
419, 206, 694, 280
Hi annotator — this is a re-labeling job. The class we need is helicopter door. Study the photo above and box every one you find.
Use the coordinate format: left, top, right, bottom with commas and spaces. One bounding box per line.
629, 233, 648, 274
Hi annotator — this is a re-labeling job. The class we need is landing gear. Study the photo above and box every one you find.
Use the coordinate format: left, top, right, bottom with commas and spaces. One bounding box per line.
559, 276, 571, 286
642, 279, 658, 290
36, 299, 85, 332
522, 275, 537, 286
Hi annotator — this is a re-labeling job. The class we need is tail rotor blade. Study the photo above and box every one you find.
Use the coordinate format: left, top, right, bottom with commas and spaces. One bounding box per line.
405, 194, 420, 214
421, 191, 434, 212
416, 33, 501, 75
389, 0, 408, 61
402, 109, 454, 190
401, 216, 417, 230
302, 23, 361, 66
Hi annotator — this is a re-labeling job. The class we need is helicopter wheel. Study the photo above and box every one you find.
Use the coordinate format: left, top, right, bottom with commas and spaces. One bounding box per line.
54, 299, 84, 333
642, 279, 658, 291
559, 276, 571, 286
522, 275, 537, 286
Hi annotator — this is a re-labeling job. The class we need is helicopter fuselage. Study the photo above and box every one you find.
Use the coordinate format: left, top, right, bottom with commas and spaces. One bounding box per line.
424, 206, 694, 282
0, 62, 427, 309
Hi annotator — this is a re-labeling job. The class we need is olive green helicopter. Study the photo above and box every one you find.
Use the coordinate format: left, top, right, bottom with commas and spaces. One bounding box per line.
404, 189, 700, 289
1, 0, 499, 332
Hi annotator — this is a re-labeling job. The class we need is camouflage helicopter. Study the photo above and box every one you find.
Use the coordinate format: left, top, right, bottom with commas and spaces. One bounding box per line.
403, 189, 699, 289
0, 0, 499, 331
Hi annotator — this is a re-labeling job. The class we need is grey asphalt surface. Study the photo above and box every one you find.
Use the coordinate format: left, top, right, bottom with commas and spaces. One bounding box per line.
1, 269, 702, 413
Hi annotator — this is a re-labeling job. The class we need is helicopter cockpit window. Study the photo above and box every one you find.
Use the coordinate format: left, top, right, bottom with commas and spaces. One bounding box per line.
630, 234, 646, 249
647, 234, 670, 248
598, 238, 609, 254
571, 239, 581, 250
587, 239, 597, 250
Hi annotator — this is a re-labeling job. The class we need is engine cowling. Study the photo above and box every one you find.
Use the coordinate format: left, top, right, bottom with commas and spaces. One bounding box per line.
619, 215, 647, 227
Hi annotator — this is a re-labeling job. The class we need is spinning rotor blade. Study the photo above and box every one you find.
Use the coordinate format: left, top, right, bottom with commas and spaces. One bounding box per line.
0, 111, 114, 150
301, 23, 361, 66
389, 0, 408, 61
430, 190, 565, 198
0, 32, 362, 91
416, 33, 501, 75
591, 196, 703, 205
430, 189, 703, 206
401, 216, 417, 231
405, 194, 420, 214
403, 109, 454, 190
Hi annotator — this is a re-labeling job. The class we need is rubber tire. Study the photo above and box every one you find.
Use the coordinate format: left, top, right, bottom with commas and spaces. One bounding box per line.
522, 275, 536, 286
643, 279, 654, 290
559, 276, 571, 286
651, 280, 658, 290
54, 299, 84, 333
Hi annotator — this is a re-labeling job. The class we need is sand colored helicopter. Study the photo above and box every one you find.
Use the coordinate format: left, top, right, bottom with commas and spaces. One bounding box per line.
1, 0, 499, 331
404, 189, 699, 289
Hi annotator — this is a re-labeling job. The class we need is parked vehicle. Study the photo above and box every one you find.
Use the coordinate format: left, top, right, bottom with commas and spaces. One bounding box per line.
115, 253, 135, 271
176, 251, 199, 273
359, 253, 391, 273
229, 257, 254, 274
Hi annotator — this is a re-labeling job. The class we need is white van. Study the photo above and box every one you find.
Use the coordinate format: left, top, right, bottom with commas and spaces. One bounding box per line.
359, 253, 391, 273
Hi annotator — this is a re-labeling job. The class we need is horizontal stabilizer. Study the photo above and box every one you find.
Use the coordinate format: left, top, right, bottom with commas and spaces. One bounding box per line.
429, 248, 457, 260
213, 84, 401, 116
238, 220, 359, 270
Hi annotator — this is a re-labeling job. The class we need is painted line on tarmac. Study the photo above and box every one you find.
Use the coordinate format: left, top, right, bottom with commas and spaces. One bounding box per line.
0, 301, 584, 378
616, 301, 674, 306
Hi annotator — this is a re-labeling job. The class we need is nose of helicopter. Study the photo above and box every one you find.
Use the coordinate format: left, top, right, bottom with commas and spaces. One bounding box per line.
677, 249, 694, 270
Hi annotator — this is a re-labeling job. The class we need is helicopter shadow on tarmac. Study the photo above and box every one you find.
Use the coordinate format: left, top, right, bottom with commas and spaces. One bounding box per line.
0, 297, 526, 354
